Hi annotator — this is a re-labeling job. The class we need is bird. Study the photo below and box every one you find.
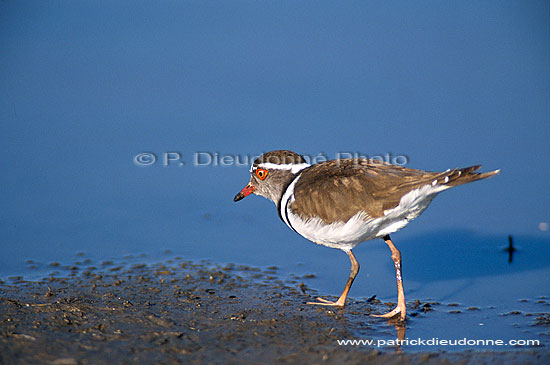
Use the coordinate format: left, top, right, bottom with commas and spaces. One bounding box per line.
233, 150, 499, 321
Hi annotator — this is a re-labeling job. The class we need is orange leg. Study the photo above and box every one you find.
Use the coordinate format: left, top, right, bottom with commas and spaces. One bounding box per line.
371, 235, 406, 321
307, 249, 359, 307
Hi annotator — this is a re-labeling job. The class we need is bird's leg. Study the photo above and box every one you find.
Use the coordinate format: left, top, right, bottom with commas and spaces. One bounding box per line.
307, 249, 359, 307
372, 235, 407, 321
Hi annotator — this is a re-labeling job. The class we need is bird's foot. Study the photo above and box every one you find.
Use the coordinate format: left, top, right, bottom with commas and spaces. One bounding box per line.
307, 297, 345, 307
371, 305, 406, 321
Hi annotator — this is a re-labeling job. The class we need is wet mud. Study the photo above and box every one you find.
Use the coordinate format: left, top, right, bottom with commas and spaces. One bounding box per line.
1, 260, 548, 364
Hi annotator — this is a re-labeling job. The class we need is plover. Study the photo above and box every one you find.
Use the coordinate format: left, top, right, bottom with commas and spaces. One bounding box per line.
234, 150, 499, 321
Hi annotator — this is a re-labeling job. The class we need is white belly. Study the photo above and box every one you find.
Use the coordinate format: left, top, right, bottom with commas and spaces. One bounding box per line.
284, 183, 450, 250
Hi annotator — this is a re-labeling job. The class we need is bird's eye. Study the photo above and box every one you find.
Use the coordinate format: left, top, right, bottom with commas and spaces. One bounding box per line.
255, 168, 268, 180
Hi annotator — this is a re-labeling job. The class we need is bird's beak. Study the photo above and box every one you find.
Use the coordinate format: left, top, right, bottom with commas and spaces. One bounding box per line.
234, 184, 255, 202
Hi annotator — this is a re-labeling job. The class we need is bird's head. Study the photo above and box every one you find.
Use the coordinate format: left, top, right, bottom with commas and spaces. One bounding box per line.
234, 150, 310, 204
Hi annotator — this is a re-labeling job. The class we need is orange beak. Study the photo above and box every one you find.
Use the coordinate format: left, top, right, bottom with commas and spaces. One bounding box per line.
234, 184, 255, 202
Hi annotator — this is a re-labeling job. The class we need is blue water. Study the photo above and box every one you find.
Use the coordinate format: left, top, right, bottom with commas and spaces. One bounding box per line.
1, 0, 549, 352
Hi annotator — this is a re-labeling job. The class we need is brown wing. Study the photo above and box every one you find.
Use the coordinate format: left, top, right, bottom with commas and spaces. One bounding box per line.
290, 159, 498, 224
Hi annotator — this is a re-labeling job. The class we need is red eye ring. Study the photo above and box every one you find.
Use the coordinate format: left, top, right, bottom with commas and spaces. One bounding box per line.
255, 168, 268, 180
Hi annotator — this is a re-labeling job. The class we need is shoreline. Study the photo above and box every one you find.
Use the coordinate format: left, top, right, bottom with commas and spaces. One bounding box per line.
1, 260, 548, 364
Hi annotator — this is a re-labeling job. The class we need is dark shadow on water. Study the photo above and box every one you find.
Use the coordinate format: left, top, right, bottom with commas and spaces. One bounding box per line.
400, 230, 550, 282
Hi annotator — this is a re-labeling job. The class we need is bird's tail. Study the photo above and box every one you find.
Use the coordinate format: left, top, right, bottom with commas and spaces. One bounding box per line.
434, 165, 500, 187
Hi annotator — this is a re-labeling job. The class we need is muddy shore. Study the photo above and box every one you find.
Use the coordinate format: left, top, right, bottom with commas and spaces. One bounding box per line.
1, 260, 548, 364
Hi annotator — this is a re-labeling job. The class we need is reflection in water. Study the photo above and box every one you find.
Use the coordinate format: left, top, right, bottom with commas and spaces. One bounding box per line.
506, 235, 516, 264
393, 322, 406, 353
